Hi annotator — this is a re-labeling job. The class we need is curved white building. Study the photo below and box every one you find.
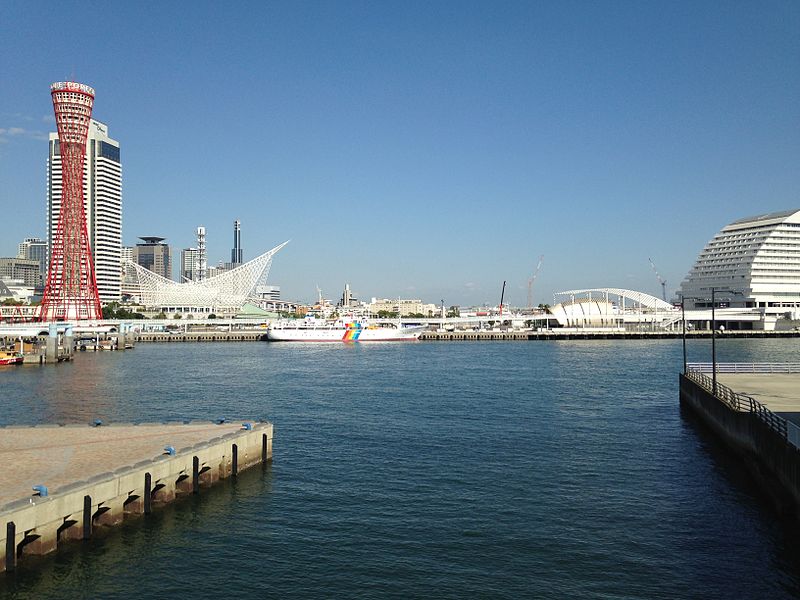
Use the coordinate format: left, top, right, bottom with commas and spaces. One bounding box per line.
129, 241, 287, 315
679, 209, 800, 312
551, 288, 676, 329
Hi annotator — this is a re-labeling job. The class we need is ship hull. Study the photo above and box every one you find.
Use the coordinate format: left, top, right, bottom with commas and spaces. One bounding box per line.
266, 325, 422, 342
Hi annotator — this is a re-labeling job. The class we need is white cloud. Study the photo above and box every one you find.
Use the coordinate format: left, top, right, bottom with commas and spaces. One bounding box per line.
0, 126, 49, 143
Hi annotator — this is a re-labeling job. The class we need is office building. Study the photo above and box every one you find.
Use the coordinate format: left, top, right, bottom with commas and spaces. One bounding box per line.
255, 285, 281, 301
368, 297, 438, 317
339, 283, 356, 307
47, 119, 122, 302
231, 220, 242, 265
17, 237, 48, 285
180, 247, 200, 282
133, 237, 172, 280
0, 258, 40, 287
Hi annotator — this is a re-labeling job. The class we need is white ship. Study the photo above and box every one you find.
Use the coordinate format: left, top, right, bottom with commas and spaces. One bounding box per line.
267, 319, 424, 342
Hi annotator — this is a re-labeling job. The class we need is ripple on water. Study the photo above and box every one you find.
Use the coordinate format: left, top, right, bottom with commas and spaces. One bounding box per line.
1, 339, 800, 599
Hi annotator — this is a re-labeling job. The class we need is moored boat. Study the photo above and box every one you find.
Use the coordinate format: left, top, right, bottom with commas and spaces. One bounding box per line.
0, 351, 24, 366
267, 319, 424, 342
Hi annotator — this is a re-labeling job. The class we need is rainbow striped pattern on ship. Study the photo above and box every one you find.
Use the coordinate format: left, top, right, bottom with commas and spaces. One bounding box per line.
343, 323, 362, 341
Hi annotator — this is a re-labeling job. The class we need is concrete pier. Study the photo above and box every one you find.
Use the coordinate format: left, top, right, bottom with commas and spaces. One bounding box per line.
0, 420, 273, 572
422, 330, 800, 341
680, 366, 800, 515
136, 331, 268, 343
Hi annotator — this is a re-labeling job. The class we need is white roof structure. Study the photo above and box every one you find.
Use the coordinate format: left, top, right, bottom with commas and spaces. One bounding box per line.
555, 288, 675, 311
550, 288, 676, 328
130, 241, 288, 311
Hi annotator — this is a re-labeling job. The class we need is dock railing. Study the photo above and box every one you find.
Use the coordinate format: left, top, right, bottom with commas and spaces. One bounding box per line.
687, 362, 800, 374
685, 368, 792, 444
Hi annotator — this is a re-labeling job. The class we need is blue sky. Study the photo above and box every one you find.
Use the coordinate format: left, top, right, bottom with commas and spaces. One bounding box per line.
1, 1, 798, 306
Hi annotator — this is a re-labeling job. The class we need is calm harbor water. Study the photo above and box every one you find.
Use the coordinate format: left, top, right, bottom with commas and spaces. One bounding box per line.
2, 338, 800, 599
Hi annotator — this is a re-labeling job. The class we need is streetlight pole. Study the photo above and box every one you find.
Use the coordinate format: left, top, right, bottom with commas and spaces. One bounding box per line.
710, 287, 743, 397
711, 287, 717, 396
681, 297, 687, 375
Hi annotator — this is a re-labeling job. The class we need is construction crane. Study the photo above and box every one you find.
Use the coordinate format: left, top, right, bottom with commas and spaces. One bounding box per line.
527, 255, 544, 309
648, 258, 667, 302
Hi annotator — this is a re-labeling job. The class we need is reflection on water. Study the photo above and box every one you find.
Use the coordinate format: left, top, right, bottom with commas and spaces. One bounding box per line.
1, 338, 800, 599
0, 463, 273, 598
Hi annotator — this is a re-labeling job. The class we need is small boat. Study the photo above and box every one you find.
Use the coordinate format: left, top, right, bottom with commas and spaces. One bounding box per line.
267, 318, 424, 342
0, 351, 24, 366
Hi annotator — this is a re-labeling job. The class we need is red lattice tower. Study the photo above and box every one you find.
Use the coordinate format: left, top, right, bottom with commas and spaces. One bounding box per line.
39, 81, 102, 321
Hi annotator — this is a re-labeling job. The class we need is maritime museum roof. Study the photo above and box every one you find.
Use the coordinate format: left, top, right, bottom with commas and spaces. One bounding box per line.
129, 241, 288, 311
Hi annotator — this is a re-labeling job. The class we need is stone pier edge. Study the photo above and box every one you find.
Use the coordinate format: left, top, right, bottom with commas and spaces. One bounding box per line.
679, 374, 800, 514
0, 420, 273, 572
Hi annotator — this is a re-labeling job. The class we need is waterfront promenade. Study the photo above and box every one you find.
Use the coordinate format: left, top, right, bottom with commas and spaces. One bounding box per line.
680, 363, 800, 514
717, 373, 800, 417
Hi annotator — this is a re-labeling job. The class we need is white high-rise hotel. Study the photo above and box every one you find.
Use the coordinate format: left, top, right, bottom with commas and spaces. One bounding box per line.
680, 209, 800, 312
47, 119, 122, 302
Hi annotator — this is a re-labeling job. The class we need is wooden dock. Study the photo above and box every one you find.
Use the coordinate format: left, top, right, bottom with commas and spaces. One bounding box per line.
0, 420, 273, 572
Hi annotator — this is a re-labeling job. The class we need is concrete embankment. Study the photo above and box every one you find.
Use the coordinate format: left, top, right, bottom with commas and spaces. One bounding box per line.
679, 370, 800, 514
135, 331, 268, 342
0, 420, 273, 572
422, 330, 800, 341
131, 329, 800, 343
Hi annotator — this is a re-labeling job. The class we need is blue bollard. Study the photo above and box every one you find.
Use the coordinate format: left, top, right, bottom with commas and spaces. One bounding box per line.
241, 423, 253, 431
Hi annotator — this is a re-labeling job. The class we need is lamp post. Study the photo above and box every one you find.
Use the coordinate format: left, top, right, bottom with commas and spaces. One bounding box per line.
682, 297, 687, 375
711, 287, 717, 395
710, 287, 743, 397
681, 294, 703, 375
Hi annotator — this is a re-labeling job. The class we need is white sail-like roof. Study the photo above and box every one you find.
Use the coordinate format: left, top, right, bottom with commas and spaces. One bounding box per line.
555, 288, 675, 311
130, 241, 288, 310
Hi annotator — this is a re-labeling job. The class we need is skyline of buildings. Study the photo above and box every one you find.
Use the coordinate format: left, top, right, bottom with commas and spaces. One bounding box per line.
0, 85, 796, 314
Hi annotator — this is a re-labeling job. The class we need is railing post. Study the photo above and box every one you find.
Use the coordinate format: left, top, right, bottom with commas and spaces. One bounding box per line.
144, 473, 152, 515
5, 521, 15, 572
83, 494, 92, 539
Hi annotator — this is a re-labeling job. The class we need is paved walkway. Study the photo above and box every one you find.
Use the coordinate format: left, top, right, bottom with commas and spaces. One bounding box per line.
717, 374, 800, 413
0, 422, 247, 506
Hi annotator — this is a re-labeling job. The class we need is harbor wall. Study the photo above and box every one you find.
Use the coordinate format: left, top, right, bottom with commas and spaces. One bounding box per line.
679, 375, 800, 514
135, 331, 267, 342
0, 422, 273, 572
134, 330, 800, 343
